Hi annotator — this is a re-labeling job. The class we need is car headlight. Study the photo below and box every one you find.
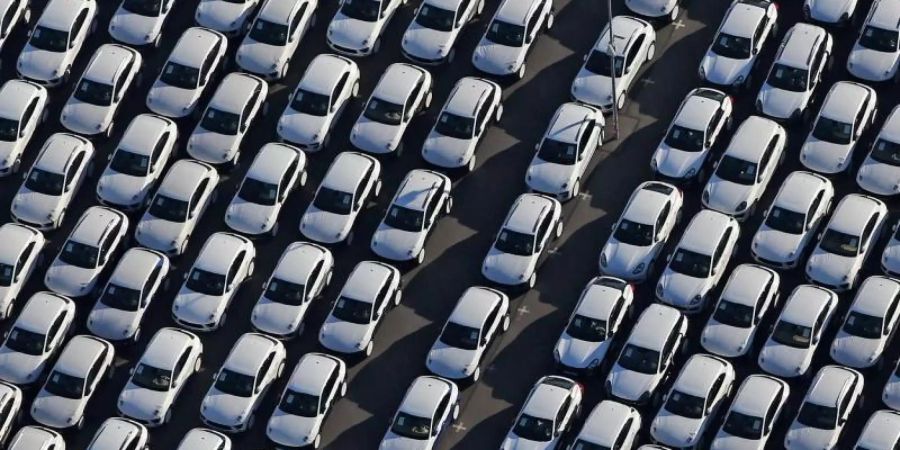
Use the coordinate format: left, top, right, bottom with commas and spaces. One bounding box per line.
698, 66, 705, 80
755, 99, 763, 112
600, 253, 607, 267
632, 262, 645, 274
736, 201, 748, 212
587, 359, 601, 369
553, 349, 560, 362
690, 294, 703, 305
702, 190, 710, 204
655, 284, 664, 297
734, 74, 744, 84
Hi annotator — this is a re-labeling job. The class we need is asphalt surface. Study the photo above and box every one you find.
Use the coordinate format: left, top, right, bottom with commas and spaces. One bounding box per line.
1, 0, 898, 449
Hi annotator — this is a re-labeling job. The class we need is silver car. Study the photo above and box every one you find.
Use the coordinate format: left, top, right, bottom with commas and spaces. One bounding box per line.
829, 275, 900, 368
195, 0, 261, 36
0, 80, 49, 176
0, 223, 45, 320
401, 0, 482, 64
799, 81, 878, 174
236, 0, 317, 79
698, 0, 778, 89
380, 376, 459, 450
0, 292, 75, 385
472, 0, 554, 79
758, 284, 837, 378
351, 63, 433, 154
847, 0, 900, 81
109, 0, 175, 46
16, 0, 97, 86
858, 105, 900, 196
86, 418, 148, 450
326, 0, 403, 56
501, 376, 582, 450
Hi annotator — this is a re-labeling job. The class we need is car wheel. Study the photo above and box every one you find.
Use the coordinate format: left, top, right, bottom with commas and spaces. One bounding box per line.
281, 59, 291, 78
229, 152, 241, 171
423, 90, 433, 111
415, 249, 425, 265
179, 236, 190, 255
276, 361, 285, 378
444, 196, 453, 214
54, 209, 67, 229
668, 5, 680, 21
571, 179, 581, 199
545, 11, 554, 30
22, 8, 30, 24
516, 63, 526, 80
164, 409, 172, 424
646, 41, 656, 61
466, 154, 477, 172
554, 221, 563, 239
501, 314, 510, 332
104, 122, 114, 139
247, 259, 255, 277
452, 403, 460, 421
313, 434, 321, 449
374, 179, 382, 197
299, 170, 308, 188
476, 0, 484, 16
495, 103, 504, 122
471, 366, 481, 382
1, 302, 12, 320
393, 288, 403, 306
194, 354, 203, 372
325, 269, 334, 287
527, 272, 536, 289
340, 381, 347, 397
351, 80, 360, 98
365, 341, 374, 356
616, 93, 625, 110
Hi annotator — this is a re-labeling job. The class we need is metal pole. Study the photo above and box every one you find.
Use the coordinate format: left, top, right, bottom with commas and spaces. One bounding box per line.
606, 0, 620, 141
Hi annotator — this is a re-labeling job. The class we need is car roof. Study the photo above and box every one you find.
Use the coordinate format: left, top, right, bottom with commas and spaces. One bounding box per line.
778, 23, 826, 69
374, 64, 425, 105
393, 169, 447, 212
725, 116, 782, 160
595, 16, 648, 56
246, 143, 299, 185
448, 286, 504, 329
70, 206, 122, 246
870, 0, 900, 30
16, 292, 71, 332
273, 242, 327, 285
195, 233, 250, 273
0, 80, 42, 120
299, 54, 353, 96
323, 152, 375, 193
674, 354, 729, 397
444, 77, 495, 118
55, 335, 107, 376
546, 103, 594, 144
158, 160, 213, 201
731, 375, 785, 418
9, 426, 61, 450
39, 0, 86, 30
721, 264, 774, 306
178, 429, 229, 449
828, 194, 885, 235
807, 366, 859, 407
287, 353, 340, 395
858, 410, 900, 449
35, 133, 89, 173
579, 401, 634, 446
400, 376, 453, 418
84, 44, 134, 85
141, 328, 196, 370
630, 304, 681, 349
341, 261, 393, 303
119, 114, 172, 156
495, 0, 540, 25
820, 82, 870, 123
879, 105, 900, 144
674, 90, 722, 130
679, 210, 734, 254
225, 333, 278, 375
781, 285, 834, 326
523, 376, 575, 419
257, 0, 301, 23
0, 223, 39, 265
623, 182, 675, 225
851, 276, 900, 317
90, 418, 142, 449
504, 194, 556, 234
210, 73, 262, 113
575, 277, 627, 320
170, 27, 222, 67
721, 0, 766, 38
773, 171, 828, 213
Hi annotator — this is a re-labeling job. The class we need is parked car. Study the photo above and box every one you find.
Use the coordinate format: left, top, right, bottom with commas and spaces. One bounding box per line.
16, 0, 97, 86
380, 376, 459, 450
500, 376, 582, 450
472, 0, 555, 79
784, 365, 863, 450
0, 292, 75, 386
698, 0, 779, 89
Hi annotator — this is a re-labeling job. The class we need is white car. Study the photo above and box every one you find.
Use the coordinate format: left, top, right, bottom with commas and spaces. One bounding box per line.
146, 27, 228, 119
172, 232, 255, 332
426, 286, 509, 381
751, 171, 834, 269
859, 105, 900, 195
236, 0, 317, 79
300, 151, 381, 245
698, 0, 779, 89
800, 81, 878, 174
351, 63, 432, 154
526, 102, 604, 200
570, 401, 641, 450
571, 15, 655, 110
225, 143, 307, 236
30, 335, 114, 430
135, 159, 220, 256
848, 0, 900, 81
830, 275, 900, 368
201, 333, 286, 433
756, 23, 833, 122
401, 0, 481, 64
11, 133, 93, 230
655, 209, 740, 313
501, 376, 581, 450
758, 284, 838, 378
785, 365, 863, 450
326, 0, 402, 56
856, 410, 900, 449
882, 219, 900, 276
804, 0, 859, 24
109, 0, 175, 47
606, 303, 687, 405
0, 381, 21, 446
482, 193, 562, 288
0, 80, 48, 176
421, 76, 502, 171
86, 418, 148, 450
266, 352, 347, 449
711, 374, 789, 450
276, 53, 360, 151
251, 242, 334, 338
0, 292, 75, 386
380, 376, 459, 450
805, 193, 887, 291
96, 113, 178, 211
195, 0, 260, 36
472, 0, 554, 79
883, 357, 900, 409
554, 277, 633, 376
318, 260, 401, 356
700, 264, 780, 358
187, 72, 268, 169
0, 223, 45, 319
87, 248, 170, 344
650, 354, 736, 450
0, 0, 30, 55
177, 429, 232, 450
650, 88, 733, 183
371, 169, 452, 264
117, 327, 203, 427
626, 0, 682, 21
599, 181, 684, 282
8, 426, 65, 450
16, 0, 97, 86
702, 116, 786, 219
44, 206, 128, 298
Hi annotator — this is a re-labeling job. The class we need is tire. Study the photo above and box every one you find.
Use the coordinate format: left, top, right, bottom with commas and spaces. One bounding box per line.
281, 59, 291, 78
152, 33, 161, 48
393, 288, 403, 306
415, 249, 425, 265
527, 273, 536, 289
669, 5, 680, 21
471, 367, 481, 382
1, 302, 12, 320
545, 11, 554, 30
571, 179, 581, 199
105, 122, 114, 139
494, 103, 504, 122
194, 354, 203, 372
374, 179, 382, 197
554, 221, 563, 239
276, 362, 285, 378
444, 196, 453, 214
246, 414, 255, 431
313, 435, 321, 449
423, 91, 433, 110
451, 403, 460, 421
476, 0, 484, 16
365, 340, 374, 357
340, 381, 347, 397
352, 81, 360, 98
466, 154, 477, 172
179, 236, 190, 255
130, 328, 141, 344
646, 42, 656, 61
247, 259, 255, 277
616, 93, 625, 110
516, 63, 526, 80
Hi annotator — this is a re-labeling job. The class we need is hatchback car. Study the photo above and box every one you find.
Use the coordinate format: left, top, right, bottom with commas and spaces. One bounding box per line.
711, 374, 789, 450
830, 275, 900, 368
0, 381, 21, 446
45, 206, 128, 298
86, 418, 148, 450
380, 376, 459, 449
195, 0, 260, 36
501, 376, 581, 450
371, 169, 452, 264
472, 0, 554, 79
172, 232, 255, 331
856, 410, 900, 450
326, 0, 402, 56
847, 0, 900, 81
0, 0, 30, 55
625, 0, 682, 21
804, 0, 859, 24
0, 292, 75, 385
202, 333, 286, 433
319, 260, 401, 356
882, 219, 900, 276
859, 105, 900, 195
883, 357, 900, 409
135, 159, 220, 256
0, 223, 45, 319
758, 284, 838, 378
800, 81, 878, 174
7, 426, 65, 450
698, 0, 779, 89
236, 0, 317, 79
785, 365, 863, 450
0, 80, 48, 176
401, 0, 481, 64
426, 286, 509, 381
109, 0, 175, 46
177, 428, 232, 450
806, 193, 887, 291
570, 400, 641, 450
11, 133, 93, 230
16, 0, 97, 86
351, 63, 432, 154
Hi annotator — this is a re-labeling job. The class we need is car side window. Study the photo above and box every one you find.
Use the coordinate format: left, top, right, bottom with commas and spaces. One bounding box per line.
256, 352, 274, 390
813, 308, 826, 337
752, 17, 766, 50
609, 297, 624, 330
379, 0, 390, 14
661, 328, 677, 366
45, 314, 65, 350
837, 388, 852, 416
433, 394, 450, 434
122, 438, 138, 450
763, 393, 779, 431
554, 397, 571, 433
227, 251, 245, 287
279, 159, 298, 200
72, 9, 88, 41
615, 418, 633, 449
65, 151, 86, 190
525, 10, 539, 42
811, 44, 825, 79
14, 241, 34, 279
289, 4, 306, 36
707, 376, 723, 411
455, 0, 471, 25
656, 202, 671, 238
0, 398, 11, 426
475, 100, 490, 135
22, 98, 37, 130
143, 264, 162, 302
199, 51, 214, 83
860, 215, 877, 246
372, 283, 388, 318
404, 80, 423, 121
86, 358, 102, 393
332, 72, 349, 109
151, 132, 169, 168
707, 108, 723, 142
115, 61, 133, 99
240, 89, 258, 130
173, 349, 190, 380
0, 1, 16, 35
534, 214, 551, 249
578, 122, 594, 158
711, 233, 727, 267
190, 178, 210, 216
307, 260, 323, 298
625, 35, 645, 69
754, 276, 772, 324
885, 294, 900, 334
482, 304, 499, 337
806, 191, 823, 228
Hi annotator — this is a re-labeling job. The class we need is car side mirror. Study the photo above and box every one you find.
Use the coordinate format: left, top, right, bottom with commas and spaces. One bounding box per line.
2, 331, 8, 339
240, 122, 248, 133
582, 54, 588, 62
666, 253, 673, 263
413, 6, 419, 14
129, 367, 135, 375
534, 143, 540, 152
752, 47, 758, 55
21, 171, 27, 181
183, 272, 189, 281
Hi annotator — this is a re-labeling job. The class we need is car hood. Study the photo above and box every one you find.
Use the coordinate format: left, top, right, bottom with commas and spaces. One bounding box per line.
806, 249, 855, 286
173, 289, 225, 324
300, 206, 352, 244
602, 240, 651, 276
658, 269, 708, 308
653, 143, 705, 179
12, 190, 58, 224
482, 249, 534, 285
97, 170, 148, 206
278, 109, 327, 146
555, 333, 608, 369
848, 44, 899, 81
422, 132, 472, 167
62, 101, 111, 135
800, 137, 852, 173
526, 158, 573, 193
328, 14, 377, 50
652, 411, 703, 448
701, 320, 752, 358
320, 316, 371, 353
857, 157, 900, 195
268, 410, 320, 447
18, 46, 65, 81
701, 51, 750, 86
372, 225, 424, 260
136, 215, 183, 252
110, 11, 159, 45
758, 84, 805, 119
472, 40, 522, 75
252, 299, 304, 335
0, 346, 44, 384
608, 366, 656, 401
188, 128, 239, 164
830, 331, 880, 367
752, 225, 803, 263
883, 376, 900, 409
808, 0, 853, 22
380, 433, 432, 450
202, 388, 252, 427
571, 69, 613, 108
118, 382, 170, 422
704, 178, 752, 215
45, 261, 95, 297
427, 341, 477, 379
147, 81, 197, 118
351, 117, 401, 153
500, 435, 553, 450
237, 40, 284, 74
785, 421, 837, 450
196, 1, 249, 31
403, 24, 452, 60
759, 342, 809, 377
88, 304, 137, 340
226, 199, 276, 235
32, 392, 82, 428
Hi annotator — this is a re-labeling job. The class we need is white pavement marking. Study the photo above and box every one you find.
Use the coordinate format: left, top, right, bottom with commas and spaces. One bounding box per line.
517, 305, 530, 316
673, 19, 686, 29
452, 422, 468, 432
639, 78, 656, 85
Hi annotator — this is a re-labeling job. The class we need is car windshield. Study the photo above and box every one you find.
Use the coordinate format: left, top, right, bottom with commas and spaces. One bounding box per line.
613, 219, 653, 246
859, 25, 899, 52
512, 414, 553, 442
290, 89, 330, 117
110, 150, 151, 177
617, 344, 659, 374
669, 249, 711, 278
843, 311, 883, 339
265, 278, 305, 306
122, 0, 163, 16
434, 112, 475, 139
712, 32, 751, 59
665, 390, 706, 419
201, 108, 240, 135
0, 263, 12, 287
364, 98, 404, 125
4, 327, 45, 355
715, 155, 758, 185
340, 0, 380, 21
160, 62, 200, 89
870, 138, 900, 166
25, 168, 64, 195
186, 269, 226, 296
99, 284, 142, 311
713, 299, 754, 328
74, 79, 114, 106
585, 50, 624, 77
771, 320, 812, 348
439, 322, 480, 350
0, 118, 20, 142
29, 26, 68, 52
819, 229, 860, 257
812, 117, 853, 145
279, 390, 319, 417
566, 315, 607, 342
249, 19, 289, 46
765, 206, 805, 234
486, 20, 525, 47
149, 195, 189, 222
384, 205, 424, 232
214, 369, 254, 397
722, 411, 764, 439
238, 178, 279, 206
331, 296, 372, 324
538, 139, 578, 165
415, 4, 455, 32
313, 187, 353, 214
130, 364, 172, 391
797, 402, 837, 429
767, 63, 808, 92
495, 229, 535, 256
45, 371, 84, 399
664, 125, 705, 152
59, 241, 99, 268
392, 412, 432, 440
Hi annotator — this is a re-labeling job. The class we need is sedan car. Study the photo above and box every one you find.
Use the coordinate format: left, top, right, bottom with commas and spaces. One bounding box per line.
830, 275, 900, 368
858, 105, 900, 196
847, 0, 900, 81
85, 418, 148, 450
698, 0, 778, 89
380, 376, 459, 449
785, 365, 863, 450
570, 401, 641, 450
401, 0, 481, 64
711, 374, 789, 450
800, 81, 877, 174
7, 426, 66, 450
0, 292, 75, 386
195, 0, 260, 36
0, 223, 45, 320
0, 80, 48, 176
16, 0, 97, 86
472, 0, 554, 79
804, 0, 859, 24
109, 0, 175, 47
350, 63, 432, 154
235, 0, 317, 79
855, 410, 900, 450
326, 0, 403, 56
